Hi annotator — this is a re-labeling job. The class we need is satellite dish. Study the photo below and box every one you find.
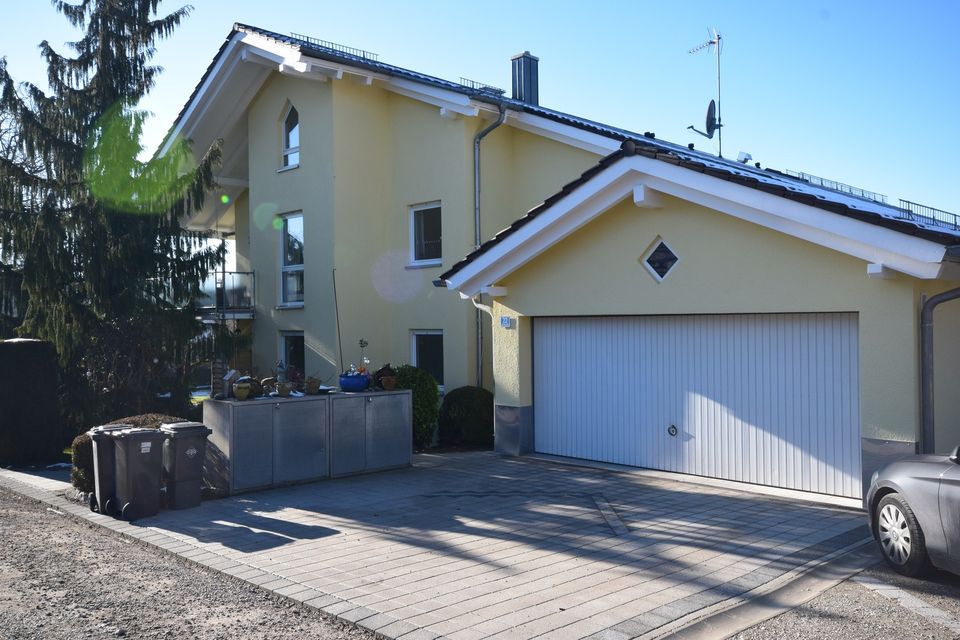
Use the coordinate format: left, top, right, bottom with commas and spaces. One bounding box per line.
686, 99, 721, 141
705, 100, 717, 139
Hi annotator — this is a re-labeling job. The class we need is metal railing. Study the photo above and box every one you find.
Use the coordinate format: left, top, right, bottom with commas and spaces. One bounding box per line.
897, 200, 960, 231
459, 77, 505, 94
290, 33, 379, 61
784, 169, 888, 204
197, 271, 255, 317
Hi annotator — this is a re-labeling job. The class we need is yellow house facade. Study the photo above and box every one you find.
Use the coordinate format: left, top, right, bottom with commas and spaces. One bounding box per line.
169, 24, 960, 504
168, 25, 597, 392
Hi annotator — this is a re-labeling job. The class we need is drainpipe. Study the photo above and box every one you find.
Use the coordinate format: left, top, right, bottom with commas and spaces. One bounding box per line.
473, 105, 507, 388
920, 285, 960, 453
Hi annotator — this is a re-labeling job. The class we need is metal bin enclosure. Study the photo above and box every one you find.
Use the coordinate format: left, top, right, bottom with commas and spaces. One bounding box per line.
88, 424, 131, 515
112, 428, 165, 520
160, 422, 212, 510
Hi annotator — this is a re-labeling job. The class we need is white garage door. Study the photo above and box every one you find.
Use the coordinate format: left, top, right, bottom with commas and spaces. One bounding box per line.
533, 313, 861, 498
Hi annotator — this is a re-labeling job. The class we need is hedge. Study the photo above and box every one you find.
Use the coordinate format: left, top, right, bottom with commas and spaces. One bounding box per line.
437, 386, 494, 447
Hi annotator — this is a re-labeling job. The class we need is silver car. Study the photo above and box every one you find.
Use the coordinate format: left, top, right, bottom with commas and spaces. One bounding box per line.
865, 445, 960, 577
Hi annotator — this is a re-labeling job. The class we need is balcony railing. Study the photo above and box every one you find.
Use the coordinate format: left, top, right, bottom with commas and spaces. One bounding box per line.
197, 271, 255, 320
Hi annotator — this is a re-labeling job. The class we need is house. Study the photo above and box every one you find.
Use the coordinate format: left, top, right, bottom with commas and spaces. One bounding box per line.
170, 23, 960, 502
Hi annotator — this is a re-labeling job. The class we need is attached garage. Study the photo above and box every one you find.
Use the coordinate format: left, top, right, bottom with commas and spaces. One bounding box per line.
442, 139, 960, 504
533, 313, 861, 498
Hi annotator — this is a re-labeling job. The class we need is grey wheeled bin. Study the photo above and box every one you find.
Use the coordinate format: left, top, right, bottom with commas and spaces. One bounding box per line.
88, 424, 131, 515
160, 422, 212, 509
112, 428, 165, 520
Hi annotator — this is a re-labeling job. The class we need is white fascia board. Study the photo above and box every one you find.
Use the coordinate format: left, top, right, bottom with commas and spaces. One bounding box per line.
507, 112, 619, 156
159, 33, 245, 157
447, 155, 950, 295
386, 80, 480, 117
447, 168, 638, 296
627, 155, 947, 278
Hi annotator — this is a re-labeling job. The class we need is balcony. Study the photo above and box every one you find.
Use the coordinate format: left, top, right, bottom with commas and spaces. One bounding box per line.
197, 271, 255, 321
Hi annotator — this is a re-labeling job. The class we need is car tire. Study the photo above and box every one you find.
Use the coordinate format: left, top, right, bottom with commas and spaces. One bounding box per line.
875, 493, 929, 577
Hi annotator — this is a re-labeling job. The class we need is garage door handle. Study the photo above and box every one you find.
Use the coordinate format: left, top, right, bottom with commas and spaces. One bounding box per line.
668, 425, 678, 437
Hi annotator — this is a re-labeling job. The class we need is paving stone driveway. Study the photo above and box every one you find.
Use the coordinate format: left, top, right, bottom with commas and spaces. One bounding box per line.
3, 453, 867, 639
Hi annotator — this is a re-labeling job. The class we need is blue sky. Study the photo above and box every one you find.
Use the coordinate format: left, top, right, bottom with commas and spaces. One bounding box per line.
5, 1, 960, 212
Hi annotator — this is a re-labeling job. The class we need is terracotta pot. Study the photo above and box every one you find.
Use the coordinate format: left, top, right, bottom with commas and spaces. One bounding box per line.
233, 382, 251, 401
380, 376, 397, 390
276, 382, 293, 397
304, 377, 321, 395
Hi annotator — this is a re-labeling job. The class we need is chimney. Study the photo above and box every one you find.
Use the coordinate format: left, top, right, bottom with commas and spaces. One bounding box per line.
511, 51, 539, 105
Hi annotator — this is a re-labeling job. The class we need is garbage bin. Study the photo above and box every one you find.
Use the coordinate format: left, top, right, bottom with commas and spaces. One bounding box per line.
160, 422, 212, 510
88, 424, 131, 515
112, 428, 165, 521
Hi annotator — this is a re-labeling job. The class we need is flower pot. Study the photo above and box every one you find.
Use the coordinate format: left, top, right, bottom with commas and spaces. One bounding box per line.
339, 374, 369, 392
232, 382, 251, 401
304, 377, 321, 395
380, 375, 397, 390
276, 382, 293, 397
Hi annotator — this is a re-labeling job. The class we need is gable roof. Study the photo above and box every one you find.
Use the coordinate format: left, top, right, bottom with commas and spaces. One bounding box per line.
168, 23, 960, 248
440, 140, 960, 289
439, 140, 960, 295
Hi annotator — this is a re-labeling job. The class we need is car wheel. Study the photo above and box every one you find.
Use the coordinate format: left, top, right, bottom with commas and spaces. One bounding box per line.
875, 493, 929, 577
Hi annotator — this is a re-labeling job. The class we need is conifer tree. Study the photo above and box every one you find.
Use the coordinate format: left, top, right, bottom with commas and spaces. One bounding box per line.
0, 1, 222, 427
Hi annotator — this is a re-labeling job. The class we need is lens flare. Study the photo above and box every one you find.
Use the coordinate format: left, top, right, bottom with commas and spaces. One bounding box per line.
253, 203, 279, 230
220, 194, 231, 205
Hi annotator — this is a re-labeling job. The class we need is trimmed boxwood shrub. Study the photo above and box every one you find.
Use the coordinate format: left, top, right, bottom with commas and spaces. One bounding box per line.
69, 413, 187, 492
394, 365, 439, 450
0, 339, 62, 466
438, 386, 494, 448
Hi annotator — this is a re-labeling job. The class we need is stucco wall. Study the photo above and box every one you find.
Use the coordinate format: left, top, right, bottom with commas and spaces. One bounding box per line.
492, 193, 923, 445
239, 72, 600, 388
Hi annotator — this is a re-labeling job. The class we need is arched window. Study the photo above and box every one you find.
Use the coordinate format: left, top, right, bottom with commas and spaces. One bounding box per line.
282, 106, 300, 167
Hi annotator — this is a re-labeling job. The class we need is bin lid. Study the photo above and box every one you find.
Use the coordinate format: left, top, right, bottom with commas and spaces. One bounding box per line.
88, 424, 133, 439
160, 421, 211, 436
113, 427, 166, 440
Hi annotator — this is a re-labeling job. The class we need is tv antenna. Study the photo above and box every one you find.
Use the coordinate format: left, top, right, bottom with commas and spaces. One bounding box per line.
686, 29, 723, 157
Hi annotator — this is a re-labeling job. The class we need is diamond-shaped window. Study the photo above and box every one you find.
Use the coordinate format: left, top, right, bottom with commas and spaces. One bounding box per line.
643, 240, 678, 281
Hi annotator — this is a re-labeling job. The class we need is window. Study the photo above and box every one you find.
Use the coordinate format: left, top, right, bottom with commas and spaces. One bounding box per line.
411, 331, 444, 387
280, 331, 305, 382
280, 213, 304, 305
409, 203, 442, 265
282, 106, 300, 168
642, 238, 679, 282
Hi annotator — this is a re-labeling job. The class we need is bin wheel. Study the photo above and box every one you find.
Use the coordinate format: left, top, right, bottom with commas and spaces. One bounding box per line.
120, 503, 131, 521
104, 498, 114, 517
89, 494, 98, 513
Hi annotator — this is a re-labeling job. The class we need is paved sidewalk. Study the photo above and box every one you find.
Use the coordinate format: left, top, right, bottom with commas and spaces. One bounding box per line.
0, 453, 868, 640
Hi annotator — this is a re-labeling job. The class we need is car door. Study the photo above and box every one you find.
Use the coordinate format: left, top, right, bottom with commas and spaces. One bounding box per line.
939, 457, 960, 574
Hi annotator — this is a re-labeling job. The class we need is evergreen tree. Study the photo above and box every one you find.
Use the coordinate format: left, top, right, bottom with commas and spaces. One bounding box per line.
0, 1, 222, 428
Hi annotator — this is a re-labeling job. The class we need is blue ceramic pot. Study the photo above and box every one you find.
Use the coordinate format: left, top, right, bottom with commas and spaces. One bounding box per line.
339, 374, 369, 392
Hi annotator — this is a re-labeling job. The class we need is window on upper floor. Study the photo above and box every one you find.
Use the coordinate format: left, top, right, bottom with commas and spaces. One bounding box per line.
411, 330, 444, 388
409, 202, 442, 266
282, 105, 300, 168
279, 213, 304, 306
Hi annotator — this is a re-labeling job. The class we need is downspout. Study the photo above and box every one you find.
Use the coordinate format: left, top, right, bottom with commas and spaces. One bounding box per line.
920, 285, 960, 453
473, 105, 507, 388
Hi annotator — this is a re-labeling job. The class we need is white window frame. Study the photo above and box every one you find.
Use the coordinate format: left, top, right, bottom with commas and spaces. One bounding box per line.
641, 236, 680, 283
278, 212, 304, 308
410, 329, 444, 392
279, 330, 305, 378
281, 104, 300, 170
408, 202, 442, 267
